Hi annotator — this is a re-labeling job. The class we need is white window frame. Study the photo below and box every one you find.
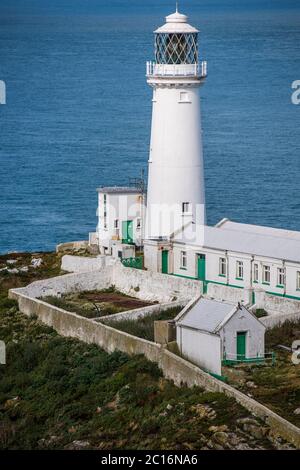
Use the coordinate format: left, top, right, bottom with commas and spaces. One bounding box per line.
182, 202, 190, 214
253, 263, 259, 283
277, 267, 285, 287
297, 271, 300, 290
179, 91, 190, 103
180, 251, 187, 269
236, 261, 243, 280
219, 257, 227, 277
262, 265, 270, 284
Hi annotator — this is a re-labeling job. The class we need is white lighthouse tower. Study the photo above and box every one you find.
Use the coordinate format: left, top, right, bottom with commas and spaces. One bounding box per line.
145, 8, 207, 241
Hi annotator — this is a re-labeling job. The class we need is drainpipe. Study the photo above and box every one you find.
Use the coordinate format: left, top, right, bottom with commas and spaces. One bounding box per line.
250, 255, 254, 286
283, 260, 286, 296
225, 250, 229, 285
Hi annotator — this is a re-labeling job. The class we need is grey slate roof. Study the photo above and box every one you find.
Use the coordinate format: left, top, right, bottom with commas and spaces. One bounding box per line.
97, 186, 143, 194
217, 218, 300, 242
202, 225, 300, 264
176, 298, 236, 333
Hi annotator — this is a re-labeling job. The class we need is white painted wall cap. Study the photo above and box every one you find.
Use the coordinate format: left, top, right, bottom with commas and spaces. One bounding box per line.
154, 10, 199, 34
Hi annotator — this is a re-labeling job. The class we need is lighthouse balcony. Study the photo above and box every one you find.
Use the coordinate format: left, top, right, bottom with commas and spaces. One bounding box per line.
146, 61, 207, 79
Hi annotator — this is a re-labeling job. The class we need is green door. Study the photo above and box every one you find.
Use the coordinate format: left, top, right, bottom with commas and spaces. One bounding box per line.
197, 254, 206, 280
162, 250, 168, 274
122, 220, 133, 244
197, 254, 207, 293
237, 332, 246, 360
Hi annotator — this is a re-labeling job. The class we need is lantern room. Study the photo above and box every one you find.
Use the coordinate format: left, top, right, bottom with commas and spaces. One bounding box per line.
154, 9, 199, 65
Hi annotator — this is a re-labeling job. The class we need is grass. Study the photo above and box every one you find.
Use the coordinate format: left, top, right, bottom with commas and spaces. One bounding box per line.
40, 295, 120, 319
223, 320, 300, 427
0, 252, 63, 296
0, 298, 277, 450
104, 306, 182, 342
41, 287, 154, 319
266, 320, 300, 349
0, 252, 294, 449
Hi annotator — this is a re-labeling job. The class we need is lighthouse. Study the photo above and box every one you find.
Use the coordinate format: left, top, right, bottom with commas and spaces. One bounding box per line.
145, 8, 207, 240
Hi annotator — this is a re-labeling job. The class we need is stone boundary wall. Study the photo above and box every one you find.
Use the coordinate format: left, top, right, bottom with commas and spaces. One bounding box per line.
254, 289, 300, 315
61, 255, 111, 273
206, 283, 245, 304
15, 268, 113, 299
9, 288, 300, 448
56, 241, 89, 253
112, 262, 202, 303
261, 310, 300, 329
207, 282, 300, 317
98, 300, 185, 323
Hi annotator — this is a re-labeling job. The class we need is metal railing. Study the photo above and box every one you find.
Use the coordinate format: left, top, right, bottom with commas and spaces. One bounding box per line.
222, 351, 276, 366
146, 61, 207, 79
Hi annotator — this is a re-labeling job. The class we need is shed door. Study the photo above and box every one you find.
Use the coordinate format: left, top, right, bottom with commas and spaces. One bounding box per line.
236, 332, 246, 360
162, 250, 168, 274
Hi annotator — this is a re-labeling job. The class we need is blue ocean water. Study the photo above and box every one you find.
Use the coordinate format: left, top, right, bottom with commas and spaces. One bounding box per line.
0, 0, 299, 253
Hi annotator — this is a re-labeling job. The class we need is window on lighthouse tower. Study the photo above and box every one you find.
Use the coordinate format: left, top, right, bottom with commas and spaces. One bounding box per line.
155, 33, 198, 65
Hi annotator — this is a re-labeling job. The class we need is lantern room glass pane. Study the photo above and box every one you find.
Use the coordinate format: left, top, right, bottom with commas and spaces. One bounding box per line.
155, 33, 198, 64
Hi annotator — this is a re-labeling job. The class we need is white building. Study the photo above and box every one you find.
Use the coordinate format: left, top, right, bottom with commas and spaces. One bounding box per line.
176, 296, 266, 375
145, 218, 300, 302
96, 187, 146, 256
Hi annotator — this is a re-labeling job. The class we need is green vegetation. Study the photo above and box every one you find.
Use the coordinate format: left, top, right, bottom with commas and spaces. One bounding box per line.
0, 252, 63, 296
255, 308, 268, 318
104, 306, 182, 342
0, 252, 294, 449
223, 320, 300, 427
41, 288, 154, 319
266, 320, 300, 349
0, 299, 275, 450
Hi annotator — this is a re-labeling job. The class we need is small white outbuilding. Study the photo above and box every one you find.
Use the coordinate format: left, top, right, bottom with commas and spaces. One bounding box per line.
175, 296, 266, 375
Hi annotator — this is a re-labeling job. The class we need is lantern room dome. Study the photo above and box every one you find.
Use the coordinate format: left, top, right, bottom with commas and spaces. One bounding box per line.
154, 9, 199, 34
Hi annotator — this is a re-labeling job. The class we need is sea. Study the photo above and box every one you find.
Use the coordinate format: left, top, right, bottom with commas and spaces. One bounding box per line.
0, 0, 299, 253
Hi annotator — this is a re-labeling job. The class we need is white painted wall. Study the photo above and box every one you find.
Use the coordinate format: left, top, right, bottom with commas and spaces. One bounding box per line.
61, 255, 111, 273
219, 306, 265, 360
168, 244, 300, 301
145, 84, 205, 239
98, 191, 145, 252
177, 326, 221, 375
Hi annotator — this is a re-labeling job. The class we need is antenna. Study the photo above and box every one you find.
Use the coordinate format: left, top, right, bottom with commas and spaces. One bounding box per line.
176, 1, 179, 13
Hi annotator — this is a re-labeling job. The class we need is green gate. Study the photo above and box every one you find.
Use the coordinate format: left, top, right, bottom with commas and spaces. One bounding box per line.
162, 250, 168, 274
122, 220, 133, 244
237, 332, 246, 360
121, 256, 143, 270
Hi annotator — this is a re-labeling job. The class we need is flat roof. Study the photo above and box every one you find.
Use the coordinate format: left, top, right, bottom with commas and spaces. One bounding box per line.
97, 186, 144, 194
